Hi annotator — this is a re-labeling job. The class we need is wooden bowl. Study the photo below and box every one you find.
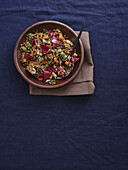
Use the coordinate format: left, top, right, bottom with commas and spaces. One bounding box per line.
14, 21, 84, 88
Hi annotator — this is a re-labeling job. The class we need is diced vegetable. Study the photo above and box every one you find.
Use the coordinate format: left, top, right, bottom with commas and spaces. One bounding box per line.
65, 61, 69, 65
43, 35, 49, 39
36, 73, 44, 77
40, 45, 51, 55
24, 53, 35, 61
22, 58, 27, 63
38, 77, 43, 81
70, 57, 79, 62
49, 75, 53, 79
73, 53, 78, 57
59, 33, 64, 40
44, 70, 51, 81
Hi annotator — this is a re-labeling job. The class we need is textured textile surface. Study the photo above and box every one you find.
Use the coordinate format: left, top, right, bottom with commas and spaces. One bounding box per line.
29, 31, 95, 96
0, 0, 128, 169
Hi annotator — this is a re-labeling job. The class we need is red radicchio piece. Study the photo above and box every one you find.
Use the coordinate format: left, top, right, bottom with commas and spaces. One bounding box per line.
47, 31, 55, 40
45, 67, 57, 72
48, 32, 59, 38
33, 36, 38, 45
40, 45, 51, 55
52, 40, 64, 47
47, 31, 54, 34
36, 73, 44, 77
70, 57, 79, 62
57, 68, 63, 72
44, 70, 51, 81
24, 53, 35, 61
57, 68, 64, 76
47, 31, 64, 47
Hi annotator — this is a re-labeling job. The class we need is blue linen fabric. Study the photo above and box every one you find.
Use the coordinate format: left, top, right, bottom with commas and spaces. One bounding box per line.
0, 0, 128, 169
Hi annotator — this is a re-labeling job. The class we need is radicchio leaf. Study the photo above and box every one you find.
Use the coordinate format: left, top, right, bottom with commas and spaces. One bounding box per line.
47, 31, 64, 47
57, 68, 64, 76
70, 57, 79, 62
52, 41, 64, 47
44, 70, 51, 81
56, 68, 62, 72
33, 36, 38, 45
47, 31, 55, 40
47, 31, 54, 34
24, 53, 35, 61
36, 73, 44, 77
45, 67, 57, 72
40, 45, 51, 55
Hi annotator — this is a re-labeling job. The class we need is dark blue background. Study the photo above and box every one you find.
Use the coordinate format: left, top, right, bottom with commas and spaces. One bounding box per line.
0, 0, 128, 169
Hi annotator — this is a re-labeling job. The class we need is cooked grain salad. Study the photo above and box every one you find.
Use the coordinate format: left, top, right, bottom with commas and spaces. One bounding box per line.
20, 28, 79, 85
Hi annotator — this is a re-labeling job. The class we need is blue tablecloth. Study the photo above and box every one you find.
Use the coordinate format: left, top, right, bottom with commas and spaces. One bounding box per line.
0, 0, 128, 169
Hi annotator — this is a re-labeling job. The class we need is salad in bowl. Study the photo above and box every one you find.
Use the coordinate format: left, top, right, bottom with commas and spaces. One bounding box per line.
20, 28, 79, 85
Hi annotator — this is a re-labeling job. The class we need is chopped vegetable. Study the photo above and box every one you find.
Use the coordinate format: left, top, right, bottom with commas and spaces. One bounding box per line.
22, 58, 27, 63
24, 53, 35, 61
65, 61, 69, 65
71, 57, 79, 63
33, 37, 38, 46
36, 73, 44, 77
73, 53, 78, 57
43, 35, 49, 39
59, 33, 64, 40
44, 70, 51, 81
38, 77, 43, 81
40, 45, 51, 55
49, 75, 53, 79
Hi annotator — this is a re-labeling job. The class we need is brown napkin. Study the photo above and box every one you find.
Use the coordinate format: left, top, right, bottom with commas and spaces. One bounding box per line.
29, 31, 95, 96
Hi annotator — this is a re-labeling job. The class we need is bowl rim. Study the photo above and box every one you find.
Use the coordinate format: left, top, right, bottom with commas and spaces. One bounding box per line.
13, 20, 84, 88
